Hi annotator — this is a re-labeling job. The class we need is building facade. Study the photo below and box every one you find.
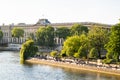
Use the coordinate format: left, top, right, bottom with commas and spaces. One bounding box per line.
0, 19, 111, 45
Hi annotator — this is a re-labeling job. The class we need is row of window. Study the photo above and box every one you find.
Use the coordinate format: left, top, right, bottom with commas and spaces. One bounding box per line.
2, 32, 35, 37
4, 32, 9, 37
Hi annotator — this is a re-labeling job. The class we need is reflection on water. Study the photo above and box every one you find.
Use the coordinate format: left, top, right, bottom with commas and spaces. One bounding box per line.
0, 51, 120, 80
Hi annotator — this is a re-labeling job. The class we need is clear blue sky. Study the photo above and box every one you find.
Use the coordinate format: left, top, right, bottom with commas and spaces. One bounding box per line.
0, 0, 120, 25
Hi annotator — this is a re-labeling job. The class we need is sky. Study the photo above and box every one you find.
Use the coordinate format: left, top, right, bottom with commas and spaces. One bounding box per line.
0, 0, 120, 25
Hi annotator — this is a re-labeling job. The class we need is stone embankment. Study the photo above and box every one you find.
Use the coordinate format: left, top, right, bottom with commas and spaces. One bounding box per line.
26, 58, 120, 76
0, 47, 20, 51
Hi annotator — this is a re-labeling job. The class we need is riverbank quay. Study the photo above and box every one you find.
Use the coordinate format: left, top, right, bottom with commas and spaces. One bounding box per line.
0, 47, 20, 51
0, 44, 21, 51
26, 58, 120, 76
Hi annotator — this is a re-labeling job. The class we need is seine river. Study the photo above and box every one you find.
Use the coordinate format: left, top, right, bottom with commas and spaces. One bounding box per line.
0, 51, 120, 80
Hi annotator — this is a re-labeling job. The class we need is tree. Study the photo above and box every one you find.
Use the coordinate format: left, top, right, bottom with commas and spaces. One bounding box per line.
88, 26, 109, 58
70, 24, 88, 36
89, 48, 98, 59
36, 27, 46, 46
36, 26, 55, 47
77, 46, 87, 59
0, 30, 3, 41
55, 27, 70, 39
61, 36, 81, 57
74, 34, 88, 59
20, 40, 38, 62
105, 23, 120, 62
74, 46, 88, 59
11, 27, 24, 43
45, 26, 55, 47
27, 33, 36, 41
61, 34, 88, 59
74, 52, 80, 58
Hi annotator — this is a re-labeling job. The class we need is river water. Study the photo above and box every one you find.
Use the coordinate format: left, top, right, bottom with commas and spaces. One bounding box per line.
0, 51, 120, 80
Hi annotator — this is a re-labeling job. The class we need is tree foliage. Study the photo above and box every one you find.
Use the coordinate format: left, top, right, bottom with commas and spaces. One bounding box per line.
20, 40, 38, 62
36, 27, 46, 46
0, 30, 3, 40
36, 26, 55, 47
55, 27, 70, 39
27, 33, 36, 41
11, 27, 24, 43
88, 26, 109, 58
76, 34, 88, 59
50, 51, 58, 58
12, 27, 24, 38
77, 46, 87, 59
74, 53, 80, 58
61, 36, 81, 57
61, 34, 88, 58
105, 23, 120, 61
89, 48, 98, 59
45, 26, 55, 47
70, 24, 88, 36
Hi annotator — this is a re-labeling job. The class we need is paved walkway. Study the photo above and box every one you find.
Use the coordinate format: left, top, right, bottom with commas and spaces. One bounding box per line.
26, 58, 120, 76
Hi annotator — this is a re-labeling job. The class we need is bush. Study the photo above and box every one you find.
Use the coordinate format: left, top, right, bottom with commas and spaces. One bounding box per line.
89, 48, 98, 59
74, 53, 80, 58
60, 52, 67, 57
50, 51, 58, 57
106, 52, 113, 59
102, 59, 116, 64
116, 62, 120, 65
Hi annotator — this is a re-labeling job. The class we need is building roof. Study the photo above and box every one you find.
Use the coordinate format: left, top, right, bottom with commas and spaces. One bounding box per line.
0, 19, 112, 28
35, 19, 51, 26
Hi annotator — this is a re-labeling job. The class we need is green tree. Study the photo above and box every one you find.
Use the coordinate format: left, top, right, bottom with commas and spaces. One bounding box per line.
61, 36, 81, 57
89, 48, 98, 59
11, 27, 24, 43
105, 23, 120, 62
36, 27, 46, 46
88, 26, 109, 58
74, 52, 80, 58
55, 27, 70, 39
27, 33, 36, 41
61, 34, 88, 59
76, 34, 88, 59
77, 46, 87, 59
74, 46, 88, 59
70, 24, 88, 36
36, 26, 55, 47
20, 40, 38, 62
45, 26, 55, 47
0, 30, 3, 41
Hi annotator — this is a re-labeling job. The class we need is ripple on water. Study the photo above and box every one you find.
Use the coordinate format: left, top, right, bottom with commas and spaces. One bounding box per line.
0, 51, 120, 80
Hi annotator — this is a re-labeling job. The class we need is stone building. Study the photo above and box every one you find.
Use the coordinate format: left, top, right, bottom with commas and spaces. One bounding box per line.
0, 19, 111, 45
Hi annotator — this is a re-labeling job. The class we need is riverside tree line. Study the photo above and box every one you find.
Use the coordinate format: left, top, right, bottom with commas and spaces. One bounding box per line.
0, 23, 120, 64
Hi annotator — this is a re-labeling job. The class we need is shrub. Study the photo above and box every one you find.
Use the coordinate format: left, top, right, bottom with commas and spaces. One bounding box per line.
60, 52, 67, 57
102, 59, 116, 64
74, 53, 80, 58
50, 51, 58, 58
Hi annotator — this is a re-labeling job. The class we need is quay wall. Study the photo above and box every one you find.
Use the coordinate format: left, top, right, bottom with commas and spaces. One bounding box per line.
26, 58, 120, 76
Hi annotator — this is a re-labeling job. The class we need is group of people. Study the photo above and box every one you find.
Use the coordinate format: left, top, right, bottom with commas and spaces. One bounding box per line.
34, 54, 120, 70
